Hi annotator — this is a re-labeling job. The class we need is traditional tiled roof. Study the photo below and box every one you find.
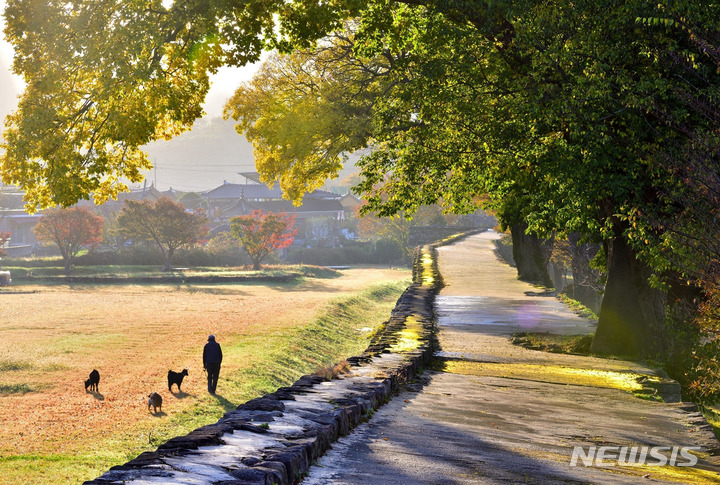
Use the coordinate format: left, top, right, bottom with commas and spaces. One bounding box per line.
254, 197, 344, 215
204, 183, 284, 200
205, 182, 340, 202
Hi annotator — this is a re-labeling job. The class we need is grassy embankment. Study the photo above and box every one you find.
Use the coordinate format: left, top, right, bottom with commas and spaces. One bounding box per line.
0, 265, 409, 484
0, 263, 338, 280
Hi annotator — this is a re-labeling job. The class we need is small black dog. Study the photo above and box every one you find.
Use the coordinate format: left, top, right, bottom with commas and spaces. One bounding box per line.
168, 369, 188, 392
85, 369, 100, 393
148, 392, 163, 414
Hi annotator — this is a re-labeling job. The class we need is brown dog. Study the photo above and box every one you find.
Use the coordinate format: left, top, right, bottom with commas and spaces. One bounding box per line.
148, 392, 163, 414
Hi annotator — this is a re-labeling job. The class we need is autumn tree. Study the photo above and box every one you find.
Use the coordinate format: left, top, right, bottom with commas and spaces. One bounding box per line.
230, 210, 296, 270
117, 196, 208, 270
33, 207, 103, 273
224, 29, 393, 203
101, 213, 129, 253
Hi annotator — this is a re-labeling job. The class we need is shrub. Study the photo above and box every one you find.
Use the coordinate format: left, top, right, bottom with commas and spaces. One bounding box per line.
286, 239, 408, 266
374, 238, 405, 264
676, 289, 720, 402
287, 247, 373, 265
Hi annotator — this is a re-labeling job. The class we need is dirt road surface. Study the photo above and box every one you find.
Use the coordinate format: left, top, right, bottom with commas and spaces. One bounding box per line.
304, 231, 720, 484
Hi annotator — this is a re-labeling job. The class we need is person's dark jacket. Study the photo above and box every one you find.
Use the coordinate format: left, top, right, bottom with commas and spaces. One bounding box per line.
203, 341, 223, 367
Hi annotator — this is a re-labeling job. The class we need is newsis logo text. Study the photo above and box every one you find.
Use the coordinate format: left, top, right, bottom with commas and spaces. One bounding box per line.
570, 446, 701, 467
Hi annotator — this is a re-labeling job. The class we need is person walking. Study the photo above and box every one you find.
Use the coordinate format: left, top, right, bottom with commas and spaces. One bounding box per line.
203, 334, 222, 394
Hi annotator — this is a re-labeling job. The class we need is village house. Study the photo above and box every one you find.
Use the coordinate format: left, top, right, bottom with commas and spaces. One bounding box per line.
0, 172, 349, 255
202, 173, 346, 247
0, 185, 40, 256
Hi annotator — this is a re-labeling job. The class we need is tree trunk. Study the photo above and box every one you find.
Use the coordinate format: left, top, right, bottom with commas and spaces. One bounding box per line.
590, 230, 665, 357
567, 233, 602, 313
510, 223, 553, 287
163, 249, 172, 271
64, 256, 71, 275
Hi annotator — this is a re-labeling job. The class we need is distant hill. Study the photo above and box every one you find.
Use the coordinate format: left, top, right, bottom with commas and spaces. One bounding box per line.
142, 117, 256, 192
143, 116, 364, 194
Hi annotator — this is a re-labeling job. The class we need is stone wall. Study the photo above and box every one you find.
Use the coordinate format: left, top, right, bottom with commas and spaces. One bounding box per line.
85, 241, 447, 485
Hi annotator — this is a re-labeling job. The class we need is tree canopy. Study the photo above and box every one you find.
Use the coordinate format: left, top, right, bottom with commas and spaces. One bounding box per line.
33, 206, 103, 273
116, 196, 208, 270
224, 27, 395, 204
230, 210, 296, 270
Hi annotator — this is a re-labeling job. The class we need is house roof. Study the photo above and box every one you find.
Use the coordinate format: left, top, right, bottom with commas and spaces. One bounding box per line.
118, 186, 163, 201
205, 182, 284, 200
6, 214, 42, 223
205, 182, 340, 201
214, 196, 345, 221
254, 197, 344, 215
0, 190, 26, 210
237, 172, 264, 184
307, 188, 341, 199
215, 198, 261, 219
339, 193, 361, 206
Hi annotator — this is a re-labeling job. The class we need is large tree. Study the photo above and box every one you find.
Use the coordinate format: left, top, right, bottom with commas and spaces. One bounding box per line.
33, 206, 103, 273
117, 196, 208, 270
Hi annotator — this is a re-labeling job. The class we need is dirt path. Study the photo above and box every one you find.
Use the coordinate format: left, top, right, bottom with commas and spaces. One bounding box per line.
304, 231, 720, 484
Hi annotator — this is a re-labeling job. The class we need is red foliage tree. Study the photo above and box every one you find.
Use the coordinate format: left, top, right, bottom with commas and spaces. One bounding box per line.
230, 210, 296, 270
34, 207, 103, 273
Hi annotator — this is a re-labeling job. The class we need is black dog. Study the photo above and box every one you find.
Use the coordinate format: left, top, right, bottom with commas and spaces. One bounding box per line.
167, 369, 188, 392
85, 369, 100, 393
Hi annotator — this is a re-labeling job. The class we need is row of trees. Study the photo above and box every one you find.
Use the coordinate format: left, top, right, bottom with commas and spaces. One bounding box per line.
30, 198, 295, 273
223, 4, 720, 366
2, 1, 720, 367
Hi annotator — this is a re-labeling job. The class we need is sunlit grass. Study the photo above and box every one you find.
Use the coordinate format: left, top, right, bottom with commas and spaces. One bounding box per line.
511, 332, 593, 354
557, 294, 598, 320
435, 360, 646, 392
420, 250, 435, 286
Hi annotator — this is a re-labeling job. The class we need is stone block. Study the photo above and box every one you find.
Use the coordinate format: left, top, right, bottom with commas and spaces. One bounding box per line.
237, 397, 286, 412
254, 461, 288, 484
229, 466, 279, 485
265, 448, 309, 483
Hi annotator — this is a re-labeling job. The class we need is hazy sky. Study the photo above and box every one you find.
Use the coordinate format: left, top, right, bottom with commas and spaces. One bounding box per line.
0, 1, 262, 192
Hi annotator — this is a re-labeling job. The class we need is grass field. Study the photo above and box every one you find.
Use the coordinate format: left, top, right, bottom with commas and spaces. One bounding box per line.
0, 265, 410, 484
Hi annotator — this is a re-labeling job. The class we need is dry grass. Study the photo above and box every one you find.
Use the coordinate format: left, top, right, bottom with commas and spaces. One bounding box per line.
313, 360, 352, 380
0, 266, 409, 484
